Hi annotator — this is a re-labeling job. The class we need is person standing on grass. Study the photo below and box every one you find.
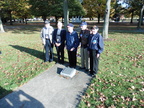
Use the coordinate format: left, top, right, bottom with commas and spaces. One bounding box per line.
88, 26, 104, 76
40, 20, 54, 62
79, 22, 90, 72
66, 23, 79, 68
53, 22, 66, 64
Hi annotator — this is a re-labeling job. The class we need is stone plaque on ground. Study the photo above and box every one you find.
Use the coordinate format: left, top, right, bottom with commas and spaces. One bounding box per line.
60, 67, 76, 78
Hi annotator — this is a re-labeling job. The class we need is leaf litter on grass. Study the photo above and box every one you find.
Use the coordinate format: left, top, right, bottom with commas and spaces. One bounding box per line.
79, 33, 144, 107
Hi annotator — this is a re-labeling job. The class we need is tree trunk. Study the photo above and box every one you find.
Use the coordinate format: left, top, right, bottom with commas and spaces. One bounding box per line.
62, 17, 64, 23
55, 16, 59, 26
42, 16, 47, 22
130, 10, 134, 23
9, 11, 13, 25
98, 13, 101, 24
25, 18, 28, 24
63, 0, 69, 30
137, 5, 144, 30
102, 0, 111, 39
0, 17, 5, 32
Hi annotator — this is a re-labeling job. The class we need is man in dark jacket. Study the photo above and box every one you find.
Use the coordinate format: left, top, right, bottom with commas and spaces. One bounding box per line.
66, 23, 79, 68
53, 22, 66, 64
88, 26, 104, 76
79, 22, 90, 71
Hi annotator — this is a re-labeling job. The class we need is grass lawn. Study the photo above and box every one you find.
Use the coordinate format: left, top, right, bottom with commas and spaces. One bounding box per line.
78, 32, 144, 107
0, 25, 57, 99
0, 23, 144, 107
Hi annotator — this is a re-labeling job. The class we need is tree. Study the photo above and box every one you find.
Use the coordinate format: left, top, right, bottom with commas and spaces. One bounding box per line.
0, 17, 5, 32
14, 0, 32, 24
0, 1, 5, 32
115, 0, 144, 26
137, 4, 144, 29
63, 0, 69, 29
102, 0, 111, 39
63, 0, 86, 28
29, 0, 86, 25
68, 0, 86, 17
0, 0, 31, 25
29, 0, 52, 21
83, 0, 106, 23
1, 0, 19, 25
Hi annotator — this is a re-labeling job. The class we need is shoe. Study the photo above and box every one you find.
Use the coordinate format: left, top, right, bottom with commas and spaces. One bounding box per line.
49, 59, 53, 62
85, 69, 89, 72
91, 74, 96, 77
60, 61, 64, 64
71, 66, 76, 68
61, 61, 64, 64
44, 60, 48, 62
79, 67, 85, 69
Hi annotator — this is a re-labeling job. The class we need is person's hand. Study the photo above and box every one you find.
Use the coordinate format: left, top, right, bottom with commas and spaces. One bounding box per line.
43, 41, 46, 45
56, 43, 61, 47
97, 54, 100, 58
70, 47, 75, 51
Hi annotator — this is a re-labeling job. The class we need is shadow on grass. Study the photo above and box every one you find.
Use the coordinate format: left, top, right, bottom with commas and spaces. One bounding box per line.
10, 45, 44, 60
0, 89, 44, 108
9, 45, 58, 62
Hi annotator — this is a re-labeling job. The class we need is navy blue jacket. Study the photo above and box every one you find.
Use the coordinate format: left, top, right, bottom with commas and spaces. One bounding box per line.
66, 31, 79, 51
53, 29, 66, 46
88, 33, 104, 54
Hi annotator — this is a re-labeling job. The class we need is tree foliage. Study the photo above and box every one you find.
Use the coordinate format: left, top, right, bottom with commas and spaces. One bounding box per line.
29, 0, 86, 22
68, 0, 86, 17
82, 0, 106, 22
0, 0, 31, 24
129, 0, 144, 27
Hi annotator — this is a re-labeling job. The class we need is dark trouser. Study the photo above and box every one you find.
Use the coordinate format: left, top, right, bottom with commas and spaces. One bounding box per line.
68, 50, 77, 68
55, 45, 64, 63
45, 39, 53, 62
89, 49, 99, 75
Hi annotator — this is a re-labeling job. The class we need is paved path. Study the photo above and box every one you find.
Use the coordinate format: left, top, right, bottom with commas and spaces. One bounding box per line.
0, 64, 92, 108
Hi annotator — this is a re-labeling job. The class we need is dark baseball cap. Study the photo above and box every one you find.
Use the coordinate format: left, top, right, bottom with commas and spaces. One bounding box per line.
67, 23, 74, 27
92, 26, 99, 30
80, 22, 87, 26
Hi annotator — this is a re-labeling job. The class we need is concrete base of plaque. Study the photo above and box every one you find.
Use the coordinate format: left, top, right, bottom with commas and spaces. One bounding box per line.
60, 67, 76, 78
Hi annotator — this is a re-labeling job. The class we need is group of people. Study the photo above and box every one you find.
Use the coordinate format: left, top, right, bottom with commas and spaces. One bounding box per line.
40, 21, 104, 76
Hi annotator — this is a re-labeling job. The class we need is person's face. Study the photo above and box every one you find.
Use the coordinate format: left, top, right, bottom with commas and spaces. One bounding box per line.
57, 23, 62, 29
92, 29, 98, 34
67, 26, 73, 33
81, 25, 87, 30
45, 23, 50, 28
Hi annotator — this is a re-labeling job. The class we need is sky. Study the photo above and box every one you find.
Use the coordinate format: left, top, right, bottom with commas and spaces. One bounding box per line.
117, 0, 129, 9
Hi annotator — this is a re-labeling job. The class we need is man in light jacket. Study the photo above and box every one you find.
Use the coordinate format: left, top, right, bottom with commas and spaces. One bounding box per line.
40, 20, 54, 62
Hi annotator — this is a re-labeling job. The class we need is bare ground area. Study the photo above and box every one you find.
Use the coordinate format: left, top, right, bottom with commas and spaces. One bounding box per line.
3, 21, 144, 32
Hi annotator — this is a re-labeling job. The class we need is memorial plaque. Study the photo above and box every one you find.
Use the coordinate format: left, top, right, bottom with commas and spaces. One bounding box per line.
60, 67, 76, 78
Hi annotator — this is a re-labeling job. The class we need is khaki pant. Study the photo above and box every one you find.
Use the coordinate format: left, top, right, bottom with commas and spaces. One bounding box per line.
80, 47, 89, 69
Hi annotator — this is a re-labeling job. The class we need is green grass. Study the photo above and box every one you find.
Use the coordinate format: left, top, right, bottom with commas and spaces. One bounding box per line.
78, 33, 144, 107
0, 24, 144, 107
0, 25, 56, 98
